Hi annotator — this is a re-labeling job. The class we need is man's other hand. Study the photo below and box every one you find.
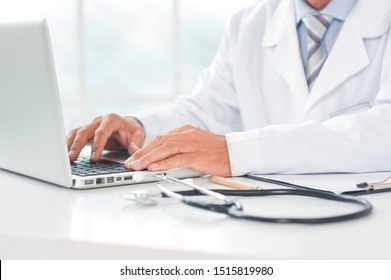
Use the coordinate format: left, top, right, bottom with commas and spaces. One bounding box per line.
125, 124, 232, 176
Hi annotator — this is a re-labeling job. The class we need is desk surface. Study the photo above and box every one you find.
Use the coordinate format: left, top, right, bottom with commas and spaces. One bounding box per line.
0, 168, 390, 260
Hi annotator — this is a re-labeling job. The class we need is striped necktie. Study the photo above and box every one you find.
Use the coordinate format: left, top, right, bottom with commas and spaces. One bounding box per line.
302, 13, 333, 90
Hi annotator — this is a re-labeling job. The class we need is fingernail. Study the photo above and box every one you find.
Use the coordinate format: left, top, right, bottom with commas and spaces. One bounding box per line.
149, 163, 158, 170
125, 157, 135, 168
131, 159, 142, 168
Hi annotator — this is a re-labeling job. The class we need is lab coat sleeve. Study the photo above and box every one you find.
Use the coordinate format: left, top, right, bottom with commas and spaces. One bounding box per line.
130, 15, 242, 144
227, 78, 391, 176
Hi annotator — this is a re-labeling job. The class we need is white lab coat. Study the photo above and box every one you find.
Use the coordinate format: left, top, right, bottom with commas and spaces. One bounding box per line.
132, 0, 391, 176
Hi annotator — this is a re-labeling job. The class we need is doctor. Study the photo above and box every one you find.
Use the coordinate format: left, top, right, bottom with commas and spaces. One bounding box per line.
68, 0, 391, 176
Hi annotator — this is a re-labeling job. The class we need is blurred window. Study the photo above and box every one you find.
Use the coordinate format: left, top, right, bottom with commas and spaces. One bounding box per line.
2, 0, 257, 132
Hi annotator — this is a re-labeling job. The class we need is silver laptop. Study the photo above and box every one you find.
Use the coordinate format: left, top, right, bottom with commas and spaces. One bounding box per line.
0, 19, 201, 189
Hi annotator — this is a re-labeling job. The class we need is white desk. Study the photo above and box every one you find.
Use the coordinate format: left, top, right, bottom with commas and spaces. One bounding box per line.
0, 168, 390, 259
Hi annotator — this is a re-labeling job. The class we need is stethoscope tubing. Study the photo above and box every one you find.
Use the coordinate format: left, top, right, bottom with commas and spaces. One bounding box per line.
157, 188, 373, 224
224, 189, 373, 224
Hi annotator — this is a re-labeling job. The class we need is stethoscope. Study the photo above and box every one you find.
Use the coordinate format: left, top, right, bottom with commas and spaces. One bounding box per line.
122, 175, 373, 224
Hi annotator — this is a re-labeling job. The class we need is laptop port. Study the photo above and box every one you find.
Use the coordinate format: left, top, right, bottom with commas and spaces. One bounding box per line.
107, 177, 114, 184
85, 180, 94, 185
96, 178, 104, 184
116, 177, 122, 181
124, 176, 133, 181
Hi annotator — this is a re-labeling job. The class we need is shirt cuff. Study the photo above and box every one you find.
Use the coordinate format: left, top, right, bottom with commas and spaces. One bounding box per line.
225, 131, 265, 176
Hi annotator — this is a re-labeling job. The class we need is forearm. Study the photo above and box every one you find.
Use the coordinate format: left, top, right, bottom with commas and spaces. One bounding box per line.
227, 102, 391, 175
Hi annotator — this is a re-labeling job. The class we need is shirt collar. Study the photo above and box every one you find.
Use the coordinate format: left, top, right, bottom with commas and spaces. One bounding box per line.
295, 0, 358, 24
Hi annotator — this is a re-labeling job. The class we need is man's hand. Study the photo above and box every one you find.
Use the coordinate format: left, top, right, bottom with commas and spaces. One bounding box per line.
67, 114, 145, 162
125, 125, 232, 176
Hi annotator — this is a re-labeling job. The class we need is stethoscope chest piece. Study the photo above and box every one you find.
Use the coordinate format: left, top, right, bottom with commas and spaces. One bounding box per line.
122, 190, 161, 206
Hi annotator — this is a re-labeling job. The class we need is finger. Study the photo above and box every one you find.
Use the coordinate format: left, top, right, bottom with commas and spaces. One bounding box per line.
127, 143, 140, 157
125, 142, 176, 170
126, 135, 166, 164
114, 127, 144, 155
128, 130, 144, 155
90, 120, 118, 162
148, 154, 191, 171
126, 141, 187, 170
150, 153, 231, 176
125, 129, 205, 169
168, 124, 196, 134
66, 128, 78, 151
134, 131, 195, 157
69, 126, 97, 162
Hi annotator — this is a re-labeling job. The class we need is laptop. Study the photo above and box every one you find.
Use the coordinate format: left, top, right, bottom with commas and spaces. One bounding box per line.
0, 19, 202, 189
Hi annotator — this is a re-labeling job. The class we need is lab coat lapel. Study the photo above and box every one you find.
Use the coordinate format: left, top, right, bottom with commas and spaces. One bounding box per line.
304, 0, 391, 112
305, 7, 369, 109
261, 0, 309, 101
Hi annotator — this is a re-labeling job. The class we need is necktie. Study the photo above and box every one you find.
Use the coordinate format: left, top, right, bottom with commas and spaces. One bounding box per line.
302, 13, 333, 90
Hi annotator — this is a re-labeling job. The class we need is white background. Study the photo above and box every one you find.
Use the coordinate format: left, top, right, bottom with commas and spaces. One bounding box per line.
0, 0, 257, 132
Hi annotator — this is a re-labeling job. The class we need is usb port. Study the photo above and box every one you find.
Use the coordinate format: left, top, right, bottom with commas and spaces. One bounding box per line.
116, 177, 122, 181
96, 178, 104, 184
124, 176, 133, 181
107, 177, 114, 184
85, 180, 94, 185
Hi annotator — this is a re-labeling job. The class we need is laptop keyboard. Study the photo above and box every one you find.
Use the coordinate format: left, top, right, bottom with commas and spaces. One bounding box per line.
71, 156, 128, 177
